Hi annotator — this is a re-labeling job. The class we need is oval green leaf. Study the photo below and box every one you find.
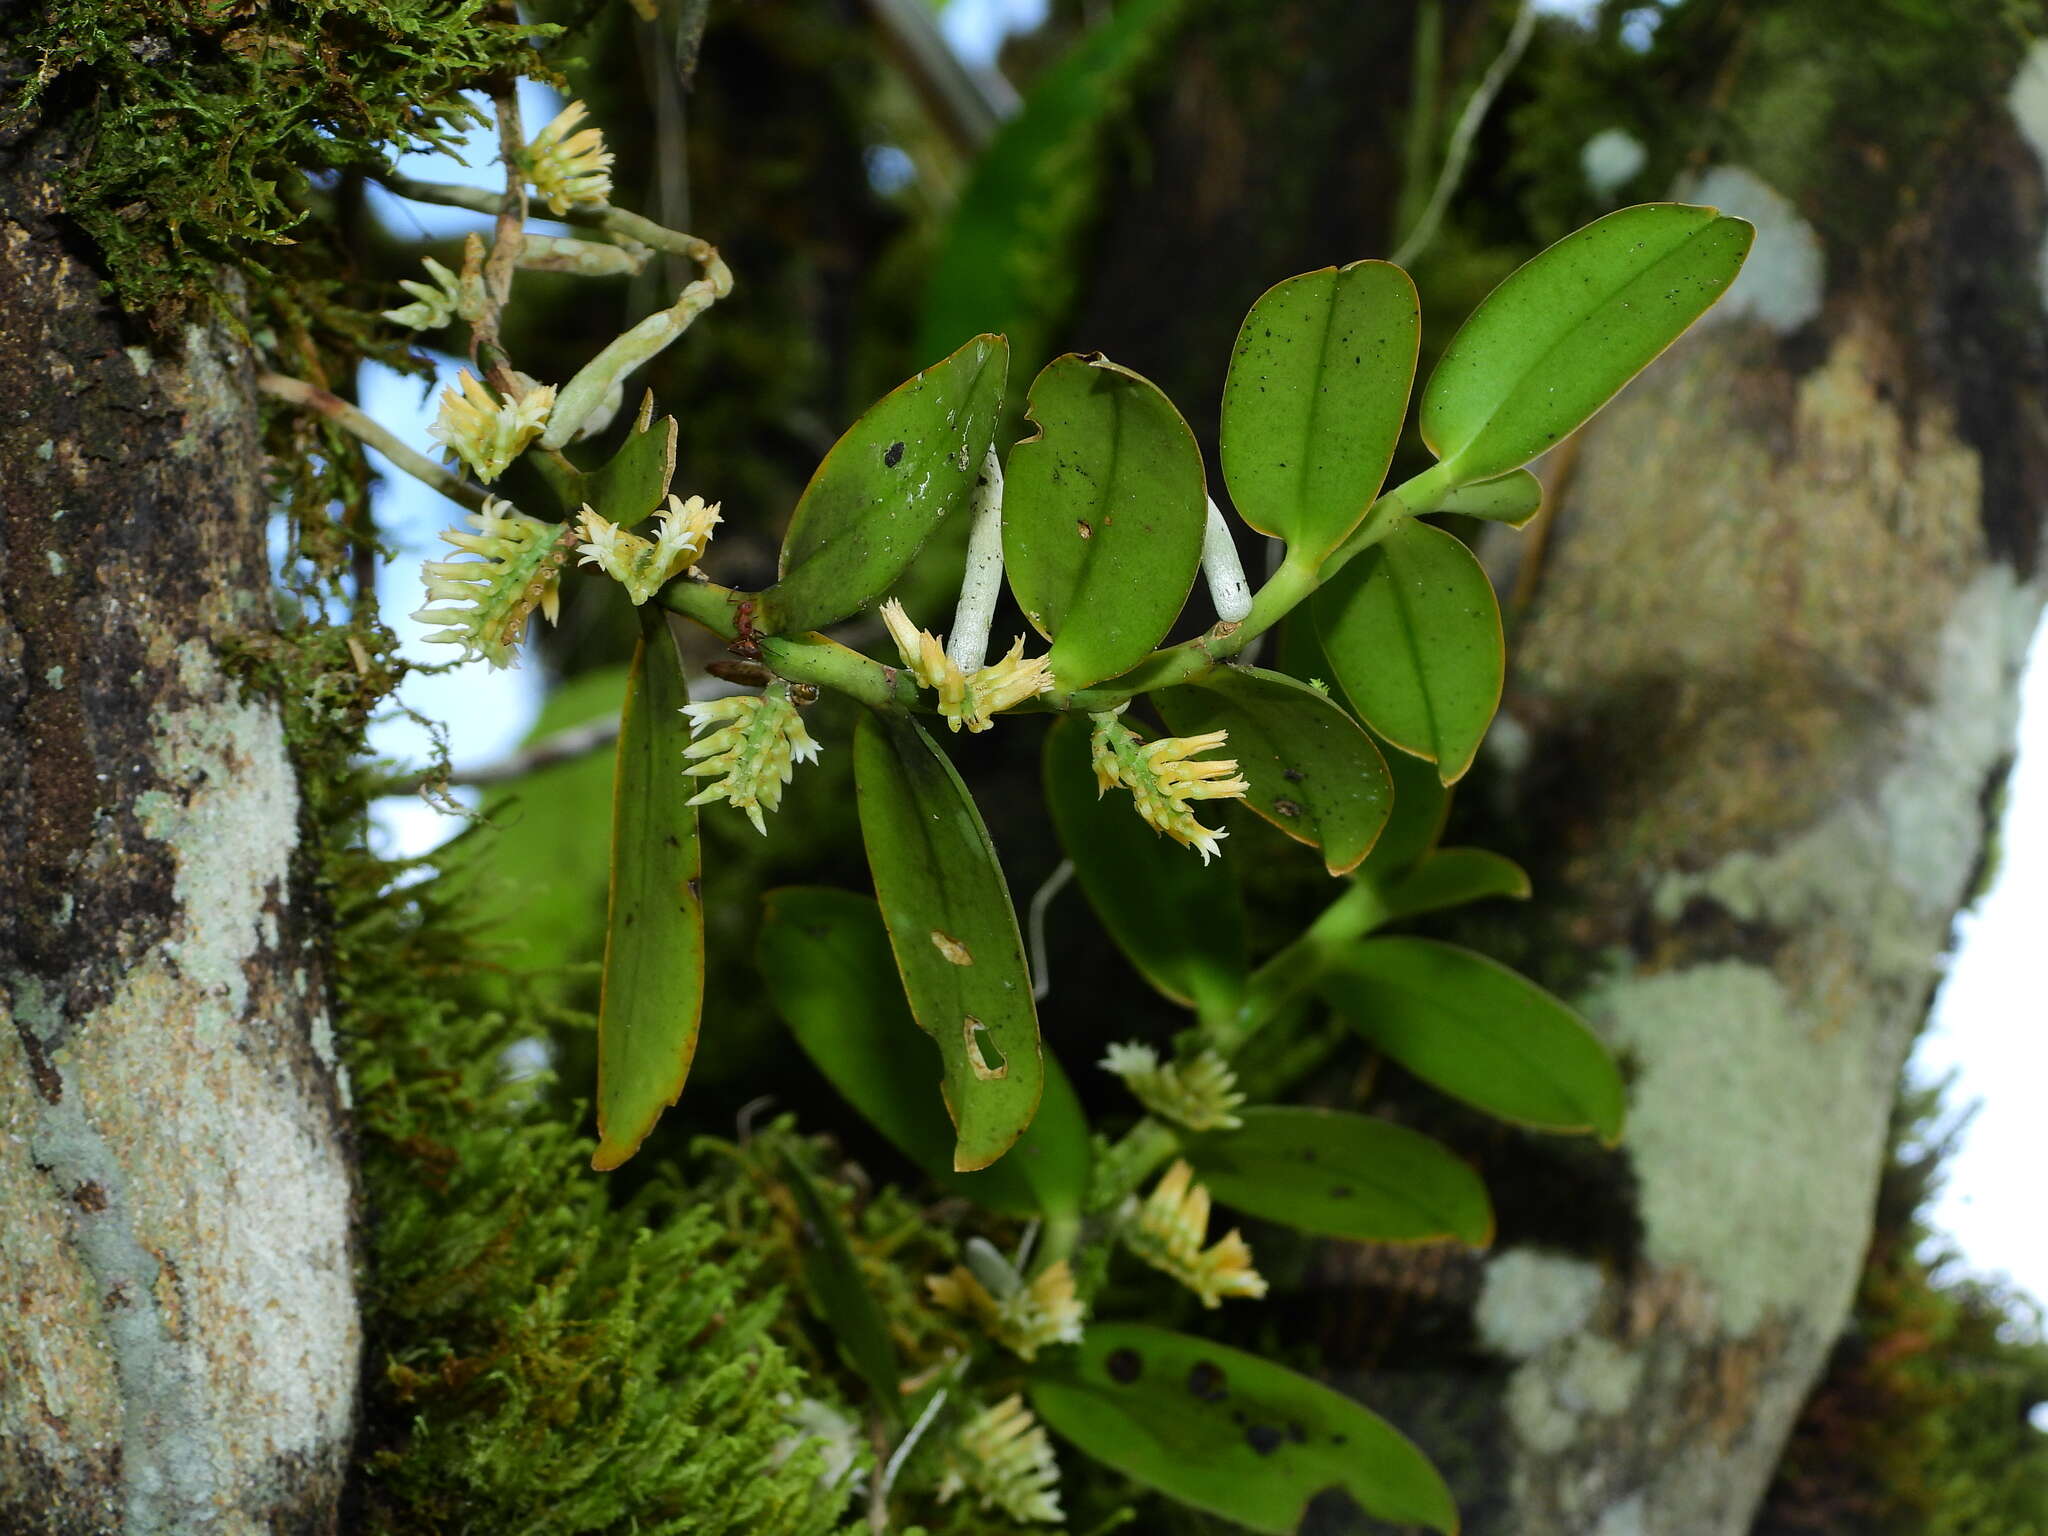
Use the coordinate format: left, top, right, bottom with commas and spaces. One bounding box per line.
1321, 937, 1625, 1143
852, 710, 1044, 1171
778, 1151, 901, 1421
1314, 517, 1504, 785
1156, 666, 1392, 876
1003, 354, 1207, 691
1043, 715, 1247, 1018
762, 334, 1008, 634
1030, 1324, 1456, 1535
1372, 847, 1530, 924
1220, 260, 1419, 562
1437, 467, 1542, 527
1184, 1106, 1493, 1247
759, 886, 1091, 1218
1421, 203, 1753, 483
591, 616, 704, 1171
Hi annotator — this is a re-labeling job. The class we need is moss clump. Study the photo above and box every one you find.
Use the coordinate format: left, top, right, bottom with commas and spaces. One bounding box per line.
3, 0, 547, 316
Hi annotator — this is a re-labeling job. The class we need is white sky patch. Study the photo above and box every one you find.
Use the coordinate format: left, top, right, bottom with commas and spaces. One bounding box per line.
939, 0, 1048, 69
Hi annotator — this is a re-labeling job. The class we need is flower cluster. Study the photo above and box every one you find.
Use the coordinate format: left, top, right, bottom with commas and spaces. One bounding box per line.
523, 100, 614, 215
411, 498, 568, 668
682, 687, 821, 834
1100, 1043, 1245, 1132
878, 599, 1052, 733
938, 1395, 1063, 1525
1122, 1159, 1267, 1309
381, 255, 463, 332
926, 1256, 1085, 1362
576, 494, 721, 605
1089, 706, 1250, 863
429, 370, 554, 483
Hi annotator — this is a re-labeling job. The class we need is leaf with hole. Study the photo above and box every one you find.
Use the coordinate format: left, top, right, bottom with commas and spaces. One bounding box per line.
1315, 517, 1504, 785
591, 616, 703, 1171
1184, 1106, 1492, 1246
1437, 468, 1542, 527
761, 334, 1008, 634
1030, 1324, 1456, 1534
1043, 715, 1247, 1018
852, 710, 1043, 1171
1421, 202, 1753, 483
1322, 937, 1625, 1142
1004, 354, 1208, 691
779, 1151, 901, 1420
1156, 666, 1391, 876
760, 886, 1090, 1218
1220, 260, 1419, 562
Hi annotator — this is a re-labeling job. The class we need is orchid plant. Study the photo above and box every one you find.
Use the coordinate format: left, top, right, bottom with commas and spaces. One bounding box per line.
268, 92, 1753, 1533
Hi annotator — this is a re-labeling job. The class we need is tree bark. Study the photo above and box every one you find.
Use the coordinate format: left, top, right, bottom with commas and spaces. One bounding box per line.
0, 85, 359, 1536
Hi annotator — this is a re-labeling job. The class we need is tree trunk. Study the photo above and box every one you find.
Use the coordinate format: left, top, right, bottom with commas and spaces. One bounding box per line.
0, 91, 359, 1535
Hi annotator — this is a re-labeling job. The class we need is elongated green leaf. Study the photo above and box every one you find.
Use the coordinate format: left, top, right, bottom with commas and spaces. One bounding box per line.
1031, 1325, 1456, 1534
1004, 354, 1207, 692
591, 618, 704, 1171
1373, 847, 1529, 924
1315, 517, 1504, 785
1043, 716, 1246, 1017
1156, 667, 1391, 876
524, 395, 676, 522
852, 711, 1044, 1171
1357, 727, 1449, 880
917, 0, 1189, 378
1438, 468, 1542, 527
1421, 202, 1753, 483
1322, 937, 1625, 1143
759, 887, 1091, 1218
762, 335, 1008, 634
1185, 1106, 1492, 1246
1220, 261, 1419, 562
779, 1152, 901, 1419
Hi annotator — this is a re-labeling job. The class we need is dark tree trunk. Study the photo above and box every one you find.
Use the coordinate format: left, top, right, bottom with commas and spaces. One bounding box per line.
0, 73, 359, 1536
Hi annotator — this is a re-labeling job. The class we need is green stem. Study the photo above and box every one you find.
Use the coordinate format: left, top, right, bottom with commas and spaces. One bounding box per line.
656, 579, 919, 710
1086, 1118, 1181, 1215
1212, 875, 1394, 1057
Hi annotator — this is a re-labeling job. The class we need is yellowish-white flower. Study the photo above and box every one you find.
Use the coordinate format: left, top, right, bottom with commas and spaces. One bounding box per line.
682, 686, 821, 835
937, 1395, 1063, 1525
878, 599, 1052, 733
523, 100, 614, 215
1122, 1159, 1267, 1309
411, 498, 568, 668
381, 256, 462, 331
1100, 1043, 1244, 1132
576, 494, 721, 604
927, 1257, 1084, 1362
1089, 706, 1249, 864
428, 370, 554, 483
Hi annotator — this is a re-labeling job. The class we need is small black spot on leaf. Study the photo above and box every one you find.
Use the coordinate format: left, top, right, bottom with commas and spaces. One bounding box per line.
1106, 1348, 1142, 1384
884, 441, 905, 468
1187, 1361, 1228, 1403
1245, 1423, 1284, 1456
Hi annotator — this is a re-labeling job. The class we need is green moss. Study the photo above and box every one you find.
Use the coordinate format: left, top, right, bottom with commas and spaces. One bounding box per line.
5, 0, 550, 317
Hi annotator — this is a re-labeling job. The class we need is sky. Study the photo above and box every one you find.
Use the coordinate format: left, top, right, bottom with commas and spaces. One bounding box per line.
358, 0, 2048, 1315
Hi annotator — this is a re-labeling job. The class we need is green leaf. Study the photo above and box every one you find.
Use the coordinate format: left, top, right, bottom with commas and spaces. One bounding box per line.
917, 0, 1190, 380
1156, 667, 1391, 876
1004, 354, 1209, 692
1372, 847, 1529, 924
1356, 727, 1449, 881
761, 335, 1008, 634
1042, 715, 1247, 1018
1030, 1324, 1456, 1534
852, 711, 1044, 1172
1185, 1106, 1492, 1247
591, 618, 704, 1171
1437, 468, 1542, 528
529, 396, 677, 523
1420, 202, 1754, 483
1220, 261, 1419, 562
1314, 517, 1504, 785
1322, 937, 1625, 1143
778, 1151, 901, 1419
759, 887, 1091, 1218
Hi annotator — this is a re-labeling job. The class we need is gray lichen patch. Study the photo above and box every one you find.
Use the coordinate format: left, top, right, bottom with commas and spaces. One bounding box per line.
1477, 1249, 1606, 1360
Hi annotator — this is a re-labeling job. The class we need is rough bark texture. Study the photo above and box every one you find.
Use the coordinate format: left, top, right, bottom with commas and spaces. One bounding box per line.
1322, 50, 2048, 1536
0, 79, 360, 1536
